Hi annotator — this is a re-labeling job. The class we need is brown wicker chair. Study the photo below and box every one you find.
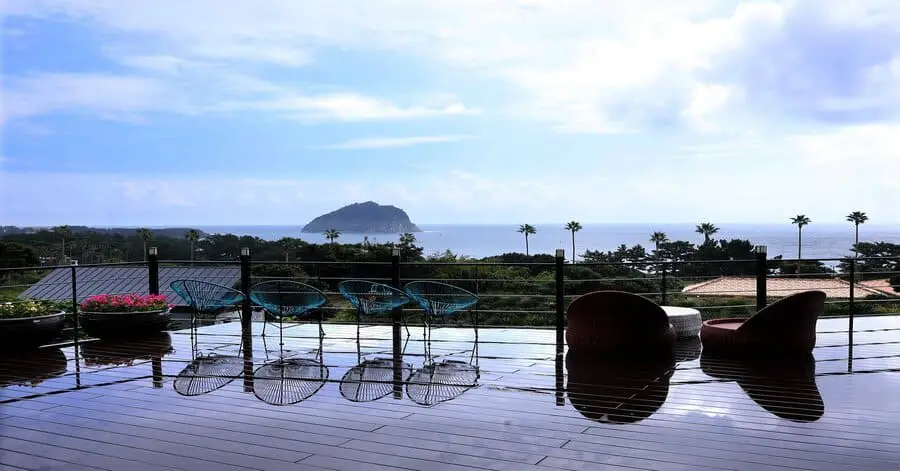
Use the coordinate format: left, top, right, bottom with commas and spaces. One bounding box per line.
700, 290, 826, 357
565, 291, 676, 353
700, 353, 824, 422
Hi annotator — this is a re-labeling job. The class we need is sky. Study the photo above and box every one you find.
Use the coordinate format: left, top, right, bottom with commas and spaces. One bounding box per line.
1, 0, 899, 226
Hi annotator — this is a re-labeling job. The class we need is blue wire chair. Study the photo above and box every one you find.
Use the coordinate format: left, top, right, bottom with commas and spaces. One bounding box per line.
338, 280, 411, 339
403, 281, 480, 406
404, 281, 479, 353
169, 279, 247, 396
337, 280, 413, 402
249, 280, 328, 352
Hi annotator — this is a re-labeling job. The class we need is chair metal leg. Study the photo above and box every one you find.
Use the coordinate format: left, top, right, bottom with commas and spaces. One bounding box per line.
401, 312, 410, 336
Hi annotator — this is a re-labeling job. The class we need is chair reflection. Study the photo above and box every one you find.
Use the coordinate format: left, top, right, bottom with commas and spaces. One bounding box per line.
252, 334, 329, 406
81, 332, 173, 367
82, 332, 173, 388
673, 337, 702, 363
405, 334, 480, 407
566, 349, 675, 424
0, 347, 68, 389
699, 353, 824, 422
340, 335, 412, 403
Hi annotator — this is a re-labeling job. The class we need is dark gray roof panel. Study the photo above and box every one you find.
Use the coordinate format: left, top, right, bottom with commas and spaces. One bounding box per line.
18, 266, 241, 305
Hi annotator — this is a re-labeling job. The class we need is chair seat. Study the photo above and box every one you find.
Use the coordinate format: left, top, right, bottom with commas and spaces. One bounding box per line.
701, 317, 812, 357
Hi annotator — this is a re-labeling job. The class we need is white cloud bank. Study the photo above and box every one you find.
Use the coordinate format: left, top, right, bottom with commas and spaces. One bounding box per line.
3, 0, 899, 132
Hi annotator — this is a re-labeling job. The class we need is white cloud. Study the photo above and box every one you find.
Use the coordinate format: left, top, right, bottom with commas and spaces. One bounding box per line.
0, 71, 476, 124
4, 0, 899, 132
315, 135, 473, 150
1, 73, 173, 122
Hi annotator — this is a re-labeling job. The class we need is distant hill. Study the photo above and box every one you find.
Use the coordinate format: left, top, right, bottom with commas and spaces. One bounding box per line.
0, 226, 206, 239
302, 202, 421, 234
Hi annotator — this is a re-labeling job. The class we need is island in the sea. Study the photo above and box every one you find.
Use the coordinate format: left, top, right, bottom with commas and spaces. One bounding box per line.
301, 201, 421, 234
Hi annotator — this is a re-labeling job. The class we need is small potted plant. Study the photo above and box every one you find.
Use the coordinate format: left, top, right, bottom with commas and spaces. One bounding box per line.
79, 294, 172, 338
0, 300, 67, 350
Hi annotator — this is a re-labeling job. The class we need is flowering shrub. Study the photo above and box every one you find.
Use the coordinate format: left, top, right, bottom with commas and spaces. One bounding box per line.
80, 294, 170, 313
0, 300, 60, 319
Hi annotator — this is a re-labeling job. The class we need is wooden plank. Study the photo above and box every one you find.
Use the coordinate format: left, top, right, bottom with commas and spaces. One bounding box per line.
0, 449, 99, 471
0, 436, 174, 471
339, 439, 547, 470
2, 406, 312, 465
2, 417, 254, 471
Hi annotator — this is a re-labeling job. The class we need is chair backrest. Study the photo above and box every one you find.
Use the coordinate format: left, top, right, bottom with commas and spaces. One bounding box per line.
738, 290, 825, 334
403, 281, 478, 316
565, 290, 669, 332
170, 279, 245, 313
249, 280, 327, 318
338, 280, 410, 315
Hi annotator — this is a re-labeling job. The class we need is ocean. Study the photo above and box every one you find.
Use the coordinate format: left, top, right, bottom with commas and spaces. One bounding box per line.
195, 223, 899, 261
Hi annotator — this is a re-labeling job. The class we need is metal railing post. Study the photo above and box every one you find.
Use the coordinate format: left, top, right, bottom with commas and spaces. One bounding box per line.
555, 249, 565, 352
660, 262, 668, 305
240, 247, 252, 334
848, 258, 856, 372
391, 247, 403, 399
70, 263, 80, 344
148, 247, 159, 295
754, 246, 768, 312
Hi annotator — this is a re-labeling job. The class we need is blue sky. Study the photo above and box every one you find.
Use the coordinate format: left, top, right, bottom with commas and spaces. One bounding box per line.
1, 0, 899, 226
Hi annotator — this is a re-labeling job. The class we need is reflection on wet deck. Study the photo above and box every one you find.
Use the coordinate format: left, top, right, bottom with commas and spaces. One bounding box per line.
2, 315, 900, 471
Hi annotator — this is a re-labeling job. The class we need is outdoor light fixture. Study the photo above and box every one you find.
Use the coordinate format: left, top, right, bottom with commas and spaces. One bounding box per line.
556, 249, 565, 258
392, 247, 401, 257
754, 245, 768, 255
241, 247, 250, 256
149, 247, 158, 256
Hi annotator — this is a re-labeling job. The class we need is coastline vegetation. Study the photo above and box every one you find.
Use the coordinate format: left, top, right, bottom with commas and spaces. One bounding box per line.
1, 216, 898, 326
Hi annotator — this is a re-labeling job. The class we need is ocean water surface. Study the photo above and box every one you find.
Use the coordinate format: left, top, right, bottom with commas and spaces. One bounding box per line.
195, 223, 899, 260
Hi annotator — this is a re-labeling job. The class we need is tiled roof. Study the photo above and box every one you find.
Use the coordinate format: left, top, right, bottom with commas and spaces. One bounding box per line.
681, 276, 898, 299
18, 266, 241, 305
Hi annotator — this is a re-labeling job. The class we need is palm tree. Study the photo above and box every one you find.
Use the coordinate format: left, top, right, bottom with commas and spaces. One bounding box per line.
184, 229, 200, 264
846, 211, 869, 256
650, 231, 669, 257
695, 223, 719, 244
399, 232, 416, 246
517, 224, 537, 255
277, 237, 294, 262
324, 229, 341, 244
137, 228, 153, 261
790, 214, 811, 259
52, 225, 72, 260
564, 221, 582, 263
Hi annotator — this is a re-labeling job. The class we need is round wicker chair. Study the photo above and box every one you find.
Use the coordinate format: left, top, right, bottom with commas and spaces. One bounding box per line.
700, 290, 825, 357
565, 291, 675, 353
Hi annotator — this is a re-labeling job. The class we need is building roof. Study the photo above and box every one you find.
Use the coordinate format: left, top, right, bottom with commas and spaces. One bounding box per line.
18, 266, 241, 305
681, 276, 898, 299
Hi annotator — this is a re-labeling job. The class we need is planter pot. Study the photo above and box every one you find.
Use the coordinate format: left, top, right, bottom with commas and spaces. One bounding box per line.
0, 347, 68, 388
80, 308, 171, 339
0, 311, 67, 350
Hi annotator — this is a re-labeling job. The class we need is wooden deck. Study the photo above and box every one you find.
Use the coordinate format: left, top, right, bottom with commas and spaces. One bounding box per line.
2, 316, 900, 471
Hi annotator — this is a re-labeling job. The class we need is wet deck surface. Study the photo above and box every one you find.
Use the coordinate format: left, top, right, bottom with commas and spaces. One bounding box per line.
2, 316, 900, 471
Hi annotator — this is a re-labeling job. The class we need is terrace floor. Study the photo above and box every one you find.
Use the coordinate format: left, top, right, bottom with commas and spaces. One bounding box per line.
2, 316, 900, 471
